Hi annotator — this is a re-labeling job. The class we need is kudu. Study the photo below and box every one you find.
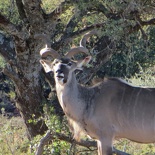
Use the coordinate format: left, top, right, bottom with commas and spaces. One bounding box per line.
39, 31, 155, 155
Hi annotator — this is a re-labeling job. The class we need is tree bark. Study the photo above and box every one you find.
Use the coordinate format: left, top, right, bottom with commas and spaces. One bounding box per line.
0, 32, 48, 138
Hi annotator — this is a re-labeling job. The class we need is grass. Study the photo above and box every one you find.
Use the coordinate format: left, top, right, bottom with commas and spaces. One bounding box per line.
0, 115, 30, 155
114, 139, 155, 155
0, 116, 155, 155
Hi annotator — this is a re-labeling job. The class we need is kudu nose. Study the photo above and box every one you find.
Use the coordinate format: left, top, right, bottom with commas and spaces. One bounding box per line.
56, 69, 63, 74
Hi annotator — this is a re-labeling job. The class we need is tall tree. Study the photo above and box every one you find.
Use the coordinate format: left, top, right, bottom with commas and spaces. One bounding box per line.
0, 0, 155, 140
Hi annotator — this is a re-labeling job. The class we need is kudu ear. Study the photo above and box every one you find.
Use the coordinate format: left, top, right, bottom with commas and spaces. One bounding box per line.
40, 59, 53, 73
77, 56, 92, 68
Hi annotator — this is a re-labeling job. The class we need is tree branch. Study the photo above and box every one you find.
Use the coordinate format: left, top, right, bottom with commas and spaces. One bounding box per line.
0, 33, 16, 61
35, 130, 97, 155
35, 130, 130, 155
55, 132, 97, 148
62, 14, 81, 38
0, 13, 23, 38
89, 2, 122, 20
141, 18, 155, 26
0, 14, 29, 56
22, 0, 44, 29
62, 1, 154, 44
15, 0, 27, 21
3, 66, 20, 86
113, 147, 131, 155
35, 130, 51, 155
52, 22, 105, 50
46, 1, 71, 19
71, 22, 105, 39
55, 10, 86, 46
127, 18, 155, 34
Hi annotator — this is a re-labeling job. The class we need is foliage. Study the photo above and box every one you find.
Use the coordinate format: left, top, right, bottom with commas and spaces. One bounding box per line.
0, 0, 20, 24
128, 66, 155, 87
0, 55, 5, 69
28, 103, 97, 155
43, 105, 70, 154
41, 0, 64, 14
101, 26, 155, 78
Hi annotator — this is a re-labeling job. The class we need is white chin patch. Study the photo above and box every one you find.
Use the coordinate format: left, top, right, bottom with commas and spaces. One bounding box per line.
56, 73, 64, 79
56, 73, 65, 84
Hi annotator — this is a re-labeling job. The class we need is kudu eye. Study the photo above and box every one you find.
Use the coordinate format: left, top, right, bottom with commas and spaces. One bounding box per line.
68, 62, 72, 66
53, 60, 59, 66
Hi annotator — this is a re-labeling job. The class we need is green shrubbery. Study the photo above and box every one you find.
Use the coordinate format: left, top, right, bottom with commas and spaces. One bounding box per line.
0, 0, 20, 24
102, 26, 155, 78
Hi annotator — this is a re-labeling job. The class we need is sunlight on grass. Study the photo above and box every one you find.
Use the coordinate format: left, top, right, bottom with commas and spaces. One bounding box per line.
0, 116, 30, 155
1, 115, 155, 155
41, 0, 64, 14
114, 139, 155, 155
0, 56, 5, 68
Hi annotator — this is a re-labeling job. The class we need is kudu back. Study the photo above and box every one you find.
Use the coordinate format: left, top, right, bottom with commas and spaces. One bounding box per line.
39, 31, 155, 155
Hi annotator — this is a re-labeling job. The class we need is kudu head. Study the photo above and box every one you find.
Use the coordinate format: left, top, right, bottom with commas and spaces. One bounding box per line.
39, 30, 97, 85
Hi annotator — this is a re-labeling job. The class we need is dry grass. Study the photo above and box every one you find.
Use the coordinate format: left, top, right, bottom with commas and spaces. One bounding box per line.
0, 116, 30, 155
114, 139, 155, 155
0, 115, 155, 155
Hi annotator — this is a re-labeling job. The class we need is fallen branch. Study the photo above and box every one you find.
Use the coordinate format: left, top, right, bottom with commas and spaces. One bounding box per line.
35, 131, 51, 155
35, 130, 131, 155
35, 130, 97, 155
113, 147, 131, 155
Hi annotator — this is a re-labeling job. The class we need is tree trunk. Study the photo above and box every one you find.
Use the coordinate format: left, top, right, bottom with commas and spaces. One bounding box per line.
15, 74, 48, 138
16, 41, 49, 138
0, 33, 48, 138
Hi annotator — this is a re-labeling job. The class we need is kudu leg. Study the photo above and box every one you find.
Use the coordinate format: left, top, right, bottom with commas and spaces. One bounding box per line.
97, 138, 113, 155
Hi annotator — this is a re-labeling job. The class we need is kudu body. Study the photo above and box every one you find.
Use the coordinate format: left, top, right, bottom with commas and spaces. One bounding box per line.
39, 31, 155, 155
